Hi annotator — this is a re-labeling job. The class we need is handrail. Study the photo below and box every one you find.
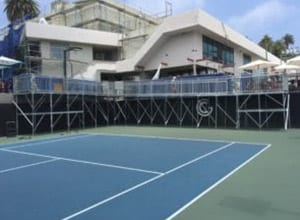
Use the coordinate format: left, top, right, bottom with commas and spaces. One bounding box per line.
13, 73, 293, 96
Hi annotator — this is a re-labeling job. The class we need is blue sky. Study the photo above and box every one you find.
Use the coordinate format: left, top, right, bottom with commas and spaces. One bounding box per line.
0, 0, 299, 47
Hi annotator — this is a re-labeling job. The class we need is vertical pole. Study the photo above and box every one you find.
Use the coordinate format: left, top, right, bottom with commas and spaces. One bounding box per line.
82, 94, 85, 129
284, 94, 290, 131
215, 96, 218, 129
95, 95, 98, 128
15, 95, 19, 136
258, 94, 261, 129
50, 93, 53, 133
236, 95, 240, 129
67, 93, 70, 132
63, 50, 67, 79
31, 92, 35, 136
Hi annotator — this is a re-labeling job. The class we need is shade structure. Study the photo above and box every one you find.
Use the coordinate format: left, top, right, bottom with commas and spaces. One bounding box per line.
275, 63, 300, 71
0, 56, 22, 69
287, 55, 300, 66
238, 59, 279, 70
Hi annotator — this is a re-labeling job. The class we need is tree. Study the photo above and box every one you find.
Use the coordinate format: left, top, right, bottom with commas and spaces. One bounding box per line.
272, 40, 285, 58
282, 34, 295, 50
258, 34, 297, 59
259, 35, 273, 52
4, 0, 40, 23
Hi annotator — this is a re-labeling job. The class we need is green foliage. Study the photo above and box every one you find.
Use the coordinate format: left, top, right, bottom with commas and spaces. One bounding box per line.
258, 33, 296, 59
4, 0, 40, 22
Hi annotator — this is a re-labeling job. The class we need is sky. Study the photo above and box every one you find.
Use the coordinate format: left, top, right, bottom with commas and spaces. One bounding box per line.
0, 0, 299, 48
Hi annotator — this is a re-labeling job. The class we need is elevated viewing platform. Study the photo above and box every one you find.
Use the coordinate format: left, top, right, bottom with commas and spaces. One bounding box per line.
13, 73, 291, 97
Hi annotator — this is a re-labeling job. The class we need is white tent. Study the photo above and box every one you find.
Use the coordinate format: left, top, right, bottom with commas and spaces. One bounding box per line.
239, 59, 279, 71
287, 55, 300, 66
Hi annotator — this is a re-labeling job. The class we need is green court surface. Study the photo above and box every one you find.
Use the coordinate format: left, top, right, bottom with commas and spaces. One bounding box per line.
1, 126, 299, 220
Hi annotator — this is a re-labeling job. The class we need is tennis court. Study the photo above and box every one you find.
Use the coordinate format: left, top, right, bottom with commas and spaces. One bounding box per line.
0, 130, 270, 220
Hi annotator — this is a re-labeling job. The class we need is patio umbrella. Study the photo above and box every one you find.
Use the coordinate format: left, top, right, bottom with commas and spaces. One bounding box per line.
287, 55, 300, 66
275, 63, 300, 71
238, 59, 279, 70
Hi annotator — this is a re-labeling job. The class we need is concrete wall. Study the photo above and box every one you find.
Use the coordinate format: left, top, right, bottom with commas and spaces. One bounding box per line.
142, 31, 262, 75
143, 31, 201, 70
39, 42, 92, 78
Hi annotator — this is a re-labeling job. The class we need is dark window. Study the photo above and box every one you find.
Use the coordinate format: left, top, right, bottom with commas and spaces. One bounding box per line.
203, 36, 234, 65
243, 54, 252, 64
93, 47, 118, 61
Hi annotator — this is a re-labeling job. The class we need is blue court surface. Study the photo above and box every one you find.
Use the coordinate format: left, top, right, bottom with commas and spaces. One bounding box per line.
0, 133, 270, 220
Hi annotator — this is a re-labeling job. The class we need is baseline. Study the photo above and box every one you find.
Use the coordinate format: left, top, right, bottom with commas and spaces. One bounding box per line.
87, 132, 268, 146
2, 134, 92, 150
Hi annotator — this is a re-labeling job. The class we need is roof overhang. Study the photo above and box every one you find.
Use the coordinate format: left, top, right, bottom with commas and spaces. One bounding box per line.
24, 22, 122, 47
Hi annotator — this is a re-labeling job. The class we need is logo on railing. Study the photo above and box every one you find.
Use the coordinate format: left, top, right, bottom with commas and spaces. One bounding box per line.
196, 99, 213, 117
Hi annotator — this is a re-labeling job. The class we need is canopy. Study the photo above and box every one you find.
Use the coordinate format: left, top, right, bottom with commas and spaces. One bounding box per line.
238, 59, 279, 70
275, 63, 300, 71
287, 55, 300, 66
0, 56, 22, 69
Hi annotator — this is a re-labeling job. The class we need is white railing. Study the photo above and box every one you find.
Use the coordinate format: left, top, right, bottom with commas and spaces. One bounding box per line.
13, 73, 291, 96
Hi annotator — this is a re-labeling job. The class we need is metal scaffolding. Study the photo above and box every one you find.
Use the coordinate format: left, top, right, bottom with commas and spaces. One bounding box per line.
13, 73, 291, 135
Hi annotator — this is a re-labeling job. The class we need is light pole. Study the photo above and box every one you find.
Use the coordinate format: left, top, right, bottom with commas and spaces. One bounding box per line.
63, 47, 82, 79
187, 49, 202, 75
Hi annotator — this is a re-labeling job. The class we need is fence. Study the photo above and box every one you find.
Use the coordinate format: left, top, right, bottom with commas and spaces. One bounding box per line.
13, 73, 290, 97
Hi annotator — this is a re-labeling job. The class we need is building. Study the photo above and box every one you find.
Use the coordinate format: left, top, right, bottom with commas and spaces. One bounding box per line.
20, 0, 280, 82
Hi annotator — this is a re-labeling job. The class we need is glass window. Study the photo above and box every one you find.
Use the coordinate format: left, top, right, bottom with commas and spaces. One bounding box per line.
93, 47, 118, 61
243, 54, 252, 64
203, 36, 234, 65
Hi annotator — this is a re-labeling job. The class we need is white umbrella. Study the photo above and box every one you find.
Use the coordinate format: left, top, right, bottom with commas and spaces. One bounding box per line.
239, 59, 279, 70
287, 55, 300, 66
275, 63, 300, 71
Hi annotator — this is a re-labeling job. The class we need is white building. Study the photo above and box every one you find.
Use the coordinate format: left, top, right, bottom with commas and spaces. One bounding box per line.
20, 0, 281, 81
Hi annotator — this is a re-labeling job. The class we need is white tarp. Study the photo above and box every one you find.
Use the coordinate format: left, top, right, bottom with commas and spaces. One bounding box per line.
0, 56, 21, 69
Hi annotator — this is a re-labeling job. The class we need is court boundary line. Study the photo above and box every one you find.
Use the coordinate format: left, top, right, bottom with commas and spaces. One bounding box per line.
86, 132, 268, 146
0, 158, 59, 174
0, 148, 163, 175
165, 143, 272, 220
0, 133, 86, 148
61, 142, 236, 220
2, 134, 92, 150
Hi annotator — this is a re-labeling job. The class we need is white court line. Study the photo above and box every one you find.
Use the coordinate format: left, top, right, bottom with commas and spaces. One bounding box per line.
0, 133, 86, 148
3, 134, 92, 150
0, 149, 163, 175
0, 159, 59, 174
61, 142, 236, 220
62, 174, 165, 220
165, 143, 272, 220
86, 132, 268, 146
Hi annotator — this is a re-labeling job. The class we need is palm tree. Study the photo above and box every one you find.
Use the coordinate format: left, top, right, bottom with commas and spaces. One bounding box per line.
259, 35, 273, 52
4, 0, 40, 23
272, 40, 285, 58
282, 34, 295, 50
